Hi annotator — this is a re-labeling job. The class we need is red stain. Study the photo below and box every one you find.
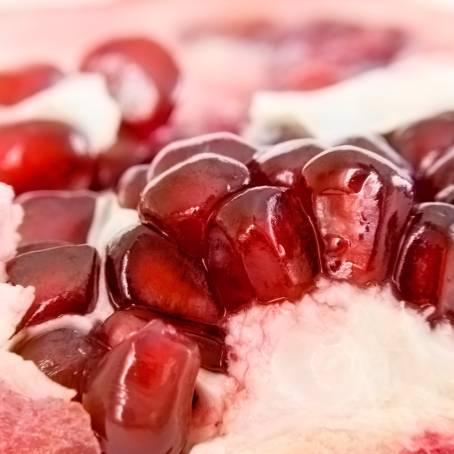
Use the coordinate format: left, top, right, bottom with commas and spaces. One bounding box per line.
402, 432, 454, 454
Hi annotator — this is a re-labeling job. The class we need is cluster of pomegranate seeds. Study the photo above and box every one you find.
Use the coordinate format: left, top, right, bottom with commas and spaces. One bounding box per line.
99, 309, 226, 372
140, 153, 251, 257
0, 64, 62, 106
0, 121, 93, 194
14, 328, 107, 395
301, 146, 414, 285
83, 319, 200, 454
106, 225, 222, 324
17, 190, 96, 247
81, 37, 179, 140
7, 245, 100, 329
393, 202, 454, 319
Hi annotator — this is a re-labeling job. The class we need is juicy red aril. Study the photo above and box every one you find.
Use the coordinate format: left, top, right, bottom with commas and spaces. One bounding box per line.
0, 64, 62, 105
7, 245, 100, 329
422, 147, 454, 200
206, 186, 319, 311
99, 308, 226, 372
16, 190, 96, 247
140, 153, 250, 257
81, 37, 179, 139
147, 132, 257, 180
254, 138, 324, 187
387, 111, 454, 170
393, 202, 454, 319
336, 134, 409, 169
0, 121, 93, 194
106, 225, 222, 325
83, 319, 200, 454
301, 146, 414, 285
117, 164, 149, 209
14, 328, 107, 395
92, 130, 151, 190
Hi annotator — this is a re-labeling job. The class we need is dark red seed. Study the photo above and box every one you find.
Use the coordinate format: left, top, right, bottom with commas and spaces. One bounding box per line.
14, 328, 107, 395
106, 225, 222, 325
387, 111, 454, 170
254, 138, 324, 187
7, 245, 100, 329
83, 319, 200, 454
301, 146, 414, 285
336, 134, 409, 169
140, 153, 250, 257
206, 186, 319, 312
0, 64, 63, 105
99, 308, 226, 372
117, 164, 149, 209
92, 131, 151, 190
81, 37, 179, 139
0, 121, 93, 194
16, 190, 96, 246
393, 202, 454, 319
422, 147, 454, 200
147, 132, 256, 180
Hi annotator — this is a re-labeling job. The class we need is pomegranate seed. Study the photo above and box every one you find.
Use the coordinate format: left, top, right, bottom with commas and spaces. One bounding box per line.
301, 146, 414, 285
0, 121, 93, 194
92, 131, 151, 190
99, 308, 226, 372
14, 328, 107, 395
83, 319, 200, 454
81, 37, 179, 139
254, 138, 324, 187
206, 186, 319, 311
7, 244, 100, 329
0, 64, 62, 105
422, 147, 454, 200
435, 185, 454, 204
393, 202, 454, 319
147, 132, 256, 180
16, 190, 96, 247
106, 225, 222, 324
336, 134, 409, 169
117, 164, 149, 209
387, 111, 454, 170
140, 153, 250, 257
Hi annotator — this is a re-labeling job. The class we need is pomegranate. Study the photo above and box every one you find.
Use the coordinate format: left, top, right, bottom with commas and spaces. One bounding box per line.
117, 164, 149, 209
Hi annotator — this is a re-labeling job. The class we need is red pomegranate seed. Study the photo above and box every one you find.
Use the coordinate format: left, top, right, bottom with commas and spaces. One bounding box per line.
83, 319, 200, 454
254, 138, 324, 187
336, 134, 409, 169
206, 186, 319, 311
16, 190, 96, 247
422, 147, 454, 200
92, 131, 151, 190
106, 225, 222, 324
147, 132, 256, 180
81, 37, 179, 139
301, 146, 414, 285
14, 328, 107, 395
0, 64, 62, 105
387, 112, 454, 170
7, 245, 100, 329
393, 202, 454, 319
0, 121, 93, 194
117, 164, 149, 209
140, 153, 250, 257
99, 308, 226, 372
